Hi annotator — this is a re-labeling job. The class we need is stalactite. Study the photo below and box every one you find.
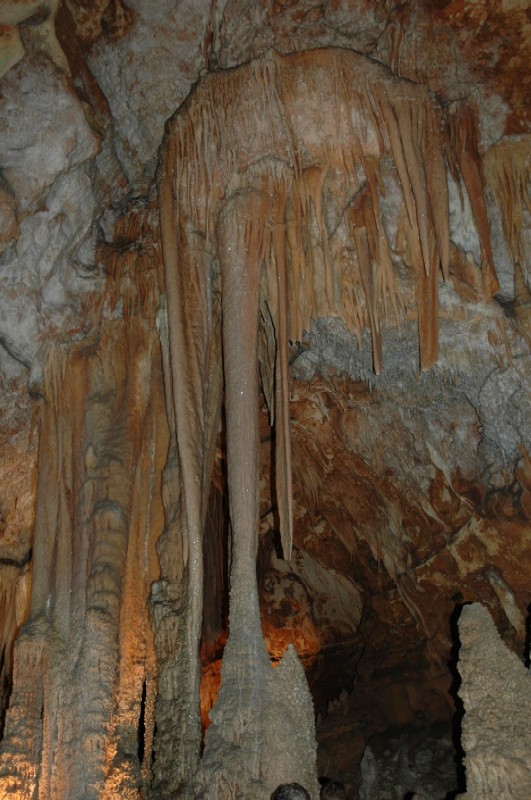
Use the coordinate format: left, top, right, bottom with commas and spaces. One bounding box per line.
353, 221, 383, 375
484, 135, 531, 276
0, 562, 30, 735
188, 170, 317, 799
158, 135, 224, 794
159, 48, 455, 586
269, 171, 294, 560
445, 102, 500, 296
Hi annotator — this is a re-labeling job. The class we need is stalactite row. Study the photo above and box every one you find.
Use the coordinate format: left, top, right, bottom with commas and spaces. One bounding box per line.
168, 49, 458, 376
161, 48, 450, 645
158, 46, 495, 607
445, 102, 500, 297
0, 206, 169, 799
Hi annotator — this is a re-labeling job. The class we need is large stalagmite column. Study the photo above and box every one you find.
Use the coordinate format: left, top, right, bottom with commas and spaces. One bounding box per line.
194, 169, 319, 799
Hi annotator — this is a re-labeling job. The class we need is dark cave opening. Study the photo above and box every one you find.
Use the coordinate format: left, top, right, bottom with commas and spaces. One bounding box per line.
137, 679, 147, 765
447, 605, 467, 797
525, 602, 531, 669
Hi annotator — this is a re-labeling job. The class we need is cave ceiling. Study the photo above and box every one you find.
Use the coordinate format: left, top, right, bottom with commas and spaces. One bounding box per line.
0, 0, 530, 797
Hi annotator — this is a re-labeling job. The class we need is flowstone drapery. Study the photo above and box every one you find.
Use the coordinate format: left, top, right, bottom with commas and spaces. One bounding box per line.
157, 47, 498, 798
0, 208, 169, 800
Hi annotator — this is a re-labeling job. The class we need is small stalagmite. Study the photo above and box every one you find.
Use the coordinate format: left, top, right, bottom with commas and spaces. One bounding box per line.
458, 603, 531, 799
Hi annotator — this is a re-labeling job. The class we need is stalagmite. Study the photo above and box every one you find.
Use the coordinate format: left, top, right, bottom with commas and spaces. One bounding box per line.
194, 168, 318, 798
156, 46, 498, 797
457, 603, 531, 799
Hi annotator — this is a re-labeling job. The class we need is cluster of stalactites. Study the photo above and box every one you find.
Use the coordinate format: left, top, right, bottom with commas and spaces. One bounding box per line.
165, 48, 478, 374
445, 101, 501, 297
484, 135, 531, 279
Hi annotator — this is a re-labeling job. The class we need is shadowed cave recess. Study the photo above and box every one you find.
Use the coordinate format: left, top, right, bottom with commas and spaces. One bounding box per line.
0, 1, 530, 799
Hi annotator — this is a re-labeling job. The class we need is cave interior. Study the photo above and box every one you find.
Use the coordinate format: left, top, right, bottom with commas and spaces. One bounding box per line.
0, 1, 530, 799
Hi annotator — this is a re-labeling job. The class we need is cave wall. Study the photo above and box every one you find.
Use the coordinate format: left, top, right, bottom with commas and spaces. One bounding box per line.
0, 1, 530, 798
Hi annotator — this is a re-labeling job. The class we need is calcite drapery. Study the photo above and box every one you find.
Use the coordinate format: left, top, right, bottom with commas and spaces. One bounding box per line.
484, 135, 530, 278
158, 46, 498, 797
0, 208, 169, 799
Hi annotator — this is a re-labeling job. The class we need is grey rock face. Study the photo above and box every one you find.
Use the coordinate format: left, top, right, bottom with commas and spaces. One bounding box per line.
0, 57, 104, 369
0, 57, 98, 213
87, 0, 213, 191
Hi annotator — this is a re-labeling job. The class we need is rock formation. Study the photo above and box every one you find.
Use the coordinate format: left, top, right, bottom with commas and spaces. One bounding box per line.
0, 1, 529, 798
0, 0, 69, 79
0, 209, 168, 797
456, 602, 531, 800
156, 45, 505, 796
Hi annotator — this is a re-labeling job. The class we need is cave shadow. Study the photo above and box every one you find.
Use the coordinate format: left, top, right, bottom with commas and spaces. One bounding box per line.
524, 602, 531, 669
445, 602, 468, 799
262, 425, 284, 563
0, 644, 9, 742
137, 679, 147, 764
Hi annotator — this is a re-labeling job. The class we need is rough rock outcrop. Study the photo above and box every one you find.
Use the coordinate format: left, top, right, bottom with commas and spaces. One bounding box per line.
0, 55, 106, 371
